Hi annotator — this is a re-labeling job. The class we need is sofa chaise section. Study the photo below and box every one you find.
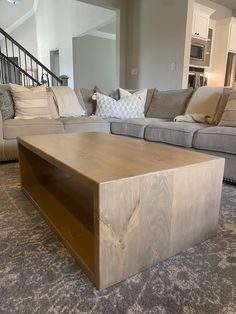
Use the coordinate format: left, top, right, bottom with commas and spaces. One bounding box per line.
193, 126, 236, 155
193, 126, 236, 182
145, 122, 208, 148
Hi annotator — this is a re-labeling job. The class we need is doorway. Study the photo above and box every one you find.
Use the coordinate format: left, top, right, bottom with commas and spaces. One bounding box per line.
73, 3, 119, 89
50, 50, 60, 86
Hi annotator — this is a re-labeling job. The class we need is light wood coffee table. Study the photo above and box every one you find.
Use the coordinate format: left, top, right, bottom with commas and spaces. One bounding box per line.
18, 132, 224, 290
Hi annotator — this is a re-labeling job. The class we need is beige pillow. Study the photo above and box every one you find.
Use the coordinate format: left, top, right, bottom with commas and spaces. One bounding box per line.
10, 84, 51, 119
185, 86, 223, 124
219, 90, 236, 127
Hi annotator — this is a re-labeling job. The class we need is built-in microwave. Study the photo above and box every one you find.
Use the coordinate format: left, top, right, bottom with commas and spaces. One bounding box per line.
190, 38, 207, 67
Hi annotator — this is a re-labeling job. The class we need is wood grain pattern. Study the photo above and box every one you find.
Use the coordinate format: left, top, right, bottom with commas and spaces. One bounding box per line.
17, 133, 225, 290
18, 132, 219, 183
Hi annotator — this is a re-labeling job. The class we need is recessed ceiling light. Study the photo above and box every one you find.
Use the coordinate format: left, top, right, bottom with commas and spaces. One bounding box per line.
7, 0, 22, 4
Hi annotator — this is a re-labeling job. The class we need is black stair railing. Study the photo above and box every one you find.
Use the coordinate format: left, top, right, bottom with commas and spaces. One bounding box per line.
0, 52, 39, 86
0, 27, 68, 87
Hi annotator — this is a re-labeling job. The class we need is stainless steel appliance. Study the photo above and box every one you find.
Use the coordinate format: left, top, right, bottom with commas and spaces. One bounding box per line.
225, 52, 236, 87
190, 38, 207, 67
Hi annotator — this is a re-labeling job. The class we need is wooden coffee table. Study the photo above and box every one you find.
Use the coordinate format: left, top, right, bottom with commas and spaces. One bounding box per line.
18, 132, 224, 290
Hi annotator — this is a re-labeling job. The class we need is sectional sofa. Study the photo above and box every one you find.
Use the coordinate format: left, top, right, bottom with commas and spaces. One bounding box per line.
0, 84, 235, 182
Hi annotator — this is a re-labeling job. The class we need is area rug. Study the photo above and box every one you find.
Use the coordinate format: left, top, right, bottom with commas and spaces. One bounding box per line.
0, 162, 235, 314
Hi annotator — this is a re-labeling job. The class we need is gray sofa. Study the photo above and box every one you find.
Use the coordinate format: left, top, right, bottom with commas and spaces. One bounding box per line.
0, 85, 235, 183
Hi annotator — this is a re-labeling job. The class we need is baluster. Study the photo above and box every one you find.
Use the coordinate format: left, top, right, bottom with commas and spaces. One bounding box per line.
3, 58, 7, 83
23, 72, 26, 86
30, 58, 33, 81
5, 37, 8, 57
12, 42, 17, 83
24, 52, 27, 76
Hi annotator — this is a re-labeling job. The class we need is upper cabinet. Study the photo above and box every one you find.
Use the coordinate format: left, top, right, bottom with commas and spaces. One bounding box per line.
229, 21, 236, 53
192, 3, 215, 40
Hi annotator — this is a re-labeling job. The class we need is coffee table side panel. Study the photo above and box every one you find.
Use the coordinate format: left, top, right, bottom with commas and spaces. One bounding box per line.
97, 172, 175, 290
169, 158, 225, 257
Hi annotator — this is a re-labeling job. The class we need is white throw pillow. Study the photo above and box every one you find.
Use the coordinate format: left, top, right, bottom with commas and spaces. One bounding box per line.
10, 84, 51, 119
119, 88, 148, 104
95, 92, 145, 119
50, 86, 86, 118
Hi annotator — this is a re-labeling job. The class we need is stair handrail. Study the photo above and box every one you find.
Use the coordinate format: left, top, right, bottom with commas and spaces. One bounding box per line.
0, 27, 63, 85
0, 51, 40, 85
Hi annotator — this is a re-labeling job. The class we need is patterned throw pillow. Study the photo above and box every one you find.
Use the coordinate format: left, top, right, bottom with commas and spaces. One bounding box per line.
0, 88, 15, 120
119, 88, 147, 103
95, 92, 147, 119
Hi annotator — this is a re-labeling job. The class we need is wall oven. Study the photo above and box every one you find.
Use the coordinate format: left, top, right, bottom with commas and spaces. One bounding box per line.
190, 38, 207, 67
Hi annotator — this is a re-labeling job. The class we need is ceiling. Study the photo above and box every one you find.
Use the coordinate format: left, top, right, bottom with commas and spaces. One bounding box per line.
212, 0, 236, 10
0, 0, 34, 30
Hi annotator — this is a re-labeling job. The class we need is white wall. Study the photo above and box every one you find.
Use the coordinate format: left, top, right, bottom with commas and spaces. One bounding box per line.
0, 14, 38, 62
125, 0, 193, 90
7, 15, 38, 58
196, 0, 233, 20
78, 0, 127, 87
73, 35, 116, 89
35, 0, 116, 87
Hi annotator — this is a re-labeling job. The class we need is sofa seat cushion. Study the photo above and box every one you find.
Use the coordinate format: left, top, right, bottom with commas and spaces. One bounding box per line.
145, 122, 208, 147
62, 116, 110, 133
111, 118, 170, 138
193, 126, 236, 155
3, 118, 64, 140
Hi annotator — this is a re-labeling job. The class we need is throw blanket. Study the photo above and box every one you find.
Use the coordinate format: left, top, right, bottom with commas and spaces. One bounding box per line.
50, 86, 85, 117
174, 113, 211, 124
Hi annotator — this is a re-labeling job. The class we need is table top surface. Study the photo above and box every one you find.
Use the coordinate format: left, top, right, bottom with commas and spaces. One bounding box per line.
18, 132, 221, 184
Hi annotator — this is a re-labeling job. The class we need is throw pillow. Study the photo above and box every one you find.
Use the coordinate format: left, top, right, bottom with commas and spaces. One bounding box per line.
95, 92, 146, 119
10, 84, 51, 119
185, 86, 223, 124
74, 89, 88, 115
92, 86, 120, 101
119, 88, 154, 114
0, 88, 15, 120
219, 90, 236, 127
50, 86, 86, 118
146, 88, 193, 119
213, 88, 232, 125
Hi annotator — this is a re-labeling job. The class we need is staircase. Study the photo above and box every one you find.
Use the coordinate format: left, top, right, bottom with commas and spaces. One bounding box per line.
0, 27, 68, 87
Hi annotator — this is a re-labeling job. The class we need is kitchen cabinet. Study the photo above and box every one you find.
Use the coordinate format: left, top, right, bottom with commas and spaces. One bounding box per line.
229, 22, 236, 53
192, 4, 215, 40
208, 17, 236, 87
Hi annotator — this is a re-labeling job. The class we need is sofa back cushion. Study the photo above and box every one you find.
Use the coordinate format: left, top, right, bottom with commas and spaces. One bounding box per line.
213, 87, 232, 124
10, 84, 51, 119
94, 85, 120, 101
79, 88, 95, 116
146, 88, 193, 119
219, 90, 236, 127
185, 86, 224, 124
47, 90, 59, 119
0, 88, 15, 120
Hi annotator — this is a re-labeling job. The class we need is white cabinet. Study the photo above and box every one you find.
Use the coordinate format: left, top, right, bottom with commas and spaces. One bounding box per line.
229, 22, 236, 53
192, 11, 209, 39
192, 4, 215, 40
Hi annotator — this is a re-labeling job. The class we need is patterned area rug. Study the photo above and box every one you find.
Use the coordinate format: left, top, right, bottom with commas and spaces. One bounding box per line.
0, 162, 236, 314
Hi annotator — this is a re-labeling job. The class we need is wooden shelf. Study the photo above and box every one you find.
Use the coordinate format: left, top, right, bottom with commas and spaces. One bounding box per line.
19, 145, 96, 281
23, 182, 95, 278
